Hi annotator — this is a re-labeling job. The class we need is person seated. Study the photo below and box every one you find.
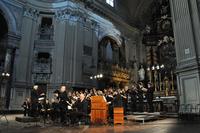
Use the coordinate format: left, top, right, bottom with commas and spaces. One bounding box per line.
50, 98, 60, 122
70, 93, 89, 125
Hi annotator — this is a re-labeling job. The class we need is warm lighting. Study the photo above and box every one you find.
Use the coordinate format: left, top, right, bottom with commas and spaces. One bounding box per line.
6, 73, 10, 77
99, 74, 103, 78
2, 73, 5, 76
161, 64, 165, 68
97, 75, 100, 78
94, 76, 97, 79
147, 67, 150, 71
156, 65, 160, 70
1, 72, 10, 77
90, 76, 93, 79
152, 66, 155, 70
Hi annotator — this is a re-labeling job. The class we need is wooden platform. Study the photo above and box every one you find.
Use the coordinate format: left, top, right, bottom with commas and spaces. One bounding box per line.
126, 112, 160, 124
15, 116, 40, 123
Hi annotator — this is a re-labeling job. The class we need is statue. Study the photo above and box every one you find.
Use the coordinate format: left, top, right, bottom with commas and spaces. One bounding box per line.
138, 65, 145, 81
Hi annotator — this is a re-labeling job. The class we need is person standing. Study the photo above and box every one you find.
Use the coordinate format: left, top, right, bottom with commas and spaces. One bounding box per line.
146, 83, 154, 112
22, 98, 31, 116
137, 82, 146, 112
30, 85, 39, 117
58, 85, 69, 124
130, 84, 138, 112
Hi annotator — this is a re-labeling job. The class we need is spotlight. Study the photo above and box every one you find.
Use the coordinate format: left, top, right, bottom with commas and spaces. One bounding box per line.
99, 74, 103, 78
156, 65, 160, 70
161, 64, 165, 68
152, 66, 155, 70
6, 73, 10, 77
2, 73, 5, 76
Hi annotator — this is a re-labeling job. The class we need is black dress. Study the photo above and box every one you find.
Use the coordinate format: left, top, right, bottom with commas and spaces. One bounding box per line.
70, 99, 89, 124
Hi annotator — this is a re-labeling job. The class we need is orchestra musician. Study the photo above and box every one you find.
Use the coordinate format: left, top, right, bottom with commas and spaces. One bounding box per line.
23, 83, 156, 125
70, 93, 89, 125
50, 98, 60, 122
58, 85, 69, 124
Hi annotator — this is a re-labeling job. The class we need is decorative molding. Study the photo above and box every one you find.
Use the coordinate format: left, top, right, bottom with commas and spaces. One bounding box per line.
23, 6, 39, 20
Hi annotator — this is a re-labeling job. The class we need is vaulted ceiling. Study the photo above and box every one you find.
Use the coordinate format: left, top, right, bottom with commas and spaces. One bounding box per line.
117, 0, 155, 29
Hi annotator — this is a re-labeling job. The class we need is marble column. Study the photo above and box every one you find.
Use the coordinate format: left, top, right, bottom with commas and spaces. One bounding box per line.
170, 0, 200, 108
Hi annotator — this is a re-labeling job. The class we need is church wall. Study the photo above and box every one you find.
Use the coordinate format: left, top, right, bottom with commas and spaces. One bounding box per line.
0, 0, 141, 109
170, 0, 200, 108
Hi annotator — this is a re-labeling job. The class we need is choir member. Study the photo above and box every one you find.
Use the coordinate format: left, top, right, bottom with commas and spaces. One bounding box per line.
146, 82, 154, 112
130, 84, 138, 112
137, 82, 145, 112
22, 98, 31, 116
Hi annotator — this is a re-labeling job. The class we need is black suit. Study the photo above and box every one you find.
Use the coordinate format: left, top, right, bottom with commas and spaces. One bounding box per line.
30, 89, 39, 117
58, 91, 69, 123
70, 99, 88, 124
146, 87, 154, 112
137, 89, 144, 112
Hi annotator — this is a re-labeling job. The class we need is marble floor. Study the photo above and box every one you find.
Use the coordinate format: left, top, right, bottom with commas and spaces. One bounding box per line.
1, 115, 200, 133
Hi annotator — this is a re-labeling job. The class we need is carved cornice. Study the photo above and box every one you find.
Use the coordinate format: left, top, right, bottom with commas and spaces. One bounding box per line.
23, 6, 39, 20
55, 6, 98, 29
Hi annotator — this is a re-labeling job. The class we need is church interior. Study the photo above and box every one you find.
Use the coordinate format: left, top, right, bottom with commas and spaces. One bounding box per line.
1, 0, 200, 133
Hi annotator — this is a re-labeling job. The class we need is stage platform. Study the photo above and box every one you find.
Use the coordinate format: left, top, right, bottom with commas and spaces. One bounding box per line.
126, 112, 161, 124
15, 116, 40, 123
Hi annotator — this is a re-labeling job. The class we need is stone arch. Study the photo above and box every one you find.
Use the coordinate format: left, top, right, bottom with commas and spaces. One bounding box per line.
99, 34, 122, 47
0, 1, 17, 34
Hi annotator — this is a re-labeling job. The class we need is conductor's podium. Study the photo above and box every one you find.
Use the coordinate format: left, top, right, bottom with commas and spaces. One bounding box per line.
114, 107, 124, 125
90, 96, 108, 124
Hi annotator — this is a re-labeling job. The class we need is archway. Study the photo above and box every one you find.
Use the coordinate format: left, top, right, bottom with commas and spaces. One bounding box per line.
0, 9, 9, 108
0, 3, 19, 109
0, 10, 8, 69
97, 36, 129, 89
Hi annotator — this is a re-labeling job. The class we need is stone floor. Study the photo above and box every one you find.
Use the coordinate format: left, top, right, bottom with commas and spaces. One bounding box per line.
1, 114, 200, 133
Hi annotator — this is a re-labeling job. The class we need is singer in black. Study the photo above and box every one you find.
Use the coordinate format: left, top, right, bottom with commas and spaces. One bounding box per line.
22, 98, 31, 116
30, 85, 39, 117
58, 85, 69, 124
146, 82, 154, 112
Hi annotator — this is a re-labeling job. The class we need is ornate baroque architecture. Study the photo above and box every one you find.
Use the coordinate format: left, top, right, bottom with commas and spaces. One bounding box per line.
0, 0, 144, 109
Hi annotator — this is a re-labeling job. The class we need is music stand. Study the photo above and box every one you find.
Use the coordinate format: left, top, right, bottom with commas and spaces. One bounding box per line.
0, 98, 8, 123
